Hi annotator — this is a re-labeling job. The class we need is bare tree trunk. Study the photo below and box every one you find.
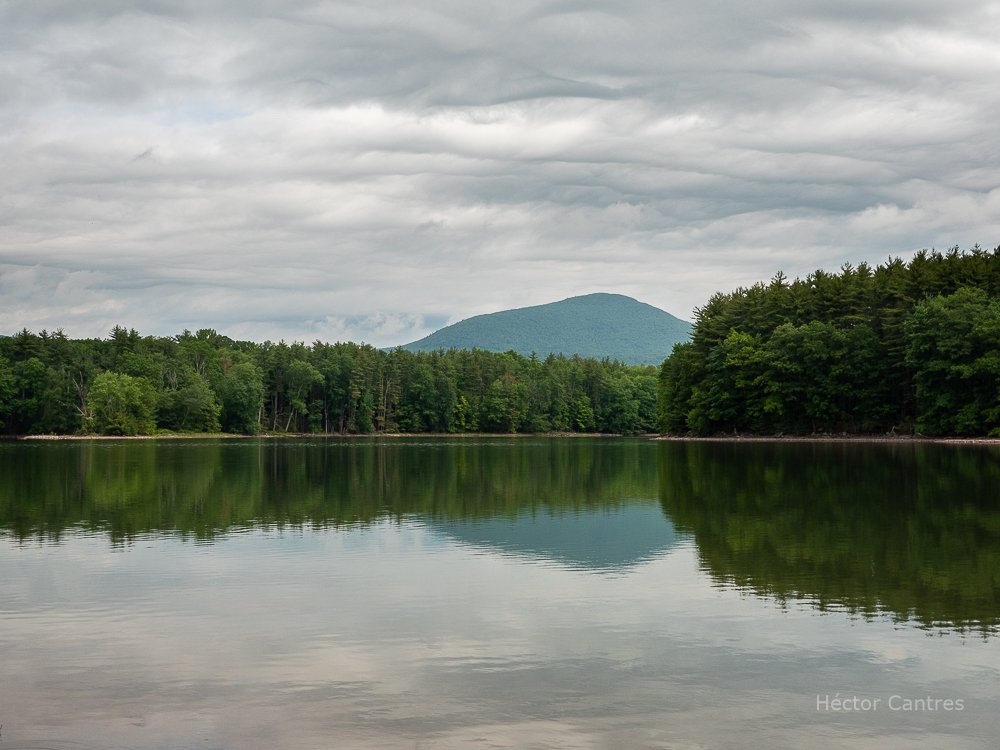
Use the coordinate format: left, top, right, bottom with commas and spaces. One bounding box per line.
73, 372, 92, 425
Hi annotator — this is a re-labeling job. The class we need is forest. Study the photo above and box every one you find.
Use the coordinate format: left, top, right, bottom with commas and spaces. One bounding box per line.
657, 245, 1000, 436
0, 327, 657, 436
5, 245, 999, 438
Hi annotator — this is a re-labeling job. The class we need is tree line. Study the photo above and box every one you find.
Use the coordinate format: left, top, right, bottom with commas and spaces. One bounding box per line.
0, 326, 657, 436
657, 245, 1000, 436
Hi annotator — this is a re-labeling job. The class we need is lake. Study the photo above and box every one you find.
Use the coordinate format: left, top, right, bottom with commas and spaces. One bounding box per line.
1, 438, 999, 749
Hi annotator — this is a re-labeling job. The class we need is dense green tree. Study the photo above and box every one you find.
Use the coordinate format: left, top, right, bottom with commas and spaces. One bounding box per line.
656, 343, 700, 433
660, 245, 1000, 436
482, 373, 528, 432
1, 326, 672, 436
86, 371, 158, 435
600, 370, 642, 433
0, 356, 14, 430
10, 357, 47, 434
571, 394, 596, 432
906, 288, 1000, 435
219, 361, 264, 434
158, 372, 222, 432
284, 358, 323, 432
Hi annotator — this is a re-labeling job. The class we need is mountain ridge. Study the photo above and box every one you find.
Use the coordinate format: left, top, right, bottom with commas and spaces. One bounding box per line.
398, 292, 692, 365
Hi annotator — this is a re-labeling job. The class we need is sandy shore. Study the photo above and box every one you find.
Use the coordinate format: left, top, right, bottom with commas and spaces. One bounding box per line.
6, 432, 999, 444
12, 432, 254, 441
8, 431, 626, 441
652, 434, 1000, 445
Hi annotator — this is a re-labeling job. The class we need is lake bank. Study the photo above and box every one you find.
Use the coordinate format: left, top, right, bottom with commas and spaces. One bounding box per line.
653, 434, 1000, 445
8, 431, 1000, 444
7, 431, 631, 441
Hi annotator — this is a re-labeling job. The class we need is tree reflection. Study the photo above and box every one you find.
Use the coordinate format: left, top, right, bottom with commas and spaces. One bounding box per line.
658, 441, 1000, 634
0, 438, 658, 543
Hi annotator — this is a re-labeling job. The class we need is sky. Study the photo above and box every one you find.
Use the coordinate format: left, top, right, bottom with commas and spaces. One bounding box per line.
3, 0, 1000, 347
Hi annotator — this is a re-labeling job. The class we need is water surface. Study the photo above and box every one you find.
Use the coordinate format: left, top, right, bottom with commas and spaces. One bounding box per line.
2, 438, 998, 749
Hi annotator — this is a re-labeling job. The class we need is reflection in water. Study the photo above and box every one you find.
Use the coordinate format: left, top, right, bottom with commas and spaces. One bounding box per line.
0, 439, 677, 573
2, 438, 1000, 630
0, 438, 661, 542
432, 505, 678, 572
2, 438, 1000, 749
658, 441, 1000, 634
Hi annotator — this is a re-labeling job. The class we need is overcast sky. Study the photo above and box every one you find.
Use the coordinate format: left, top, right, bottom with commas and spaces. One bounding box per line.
3, 0, 1000, 346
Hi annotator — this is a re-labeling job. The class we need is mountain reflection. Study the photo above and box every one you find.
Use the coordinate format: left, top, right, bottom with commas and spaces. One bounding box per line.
430, 505, 678, 572
657, 441, 1000, 634
3, 438, 999, 632
0, 438, 663, 546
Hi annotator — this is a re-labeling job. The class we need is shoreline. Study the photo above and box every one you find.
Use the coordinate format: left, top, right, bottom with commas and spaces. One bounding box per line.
652, 434, 1000, 445
6, 431, 628, 441
4, 432, 1000, 445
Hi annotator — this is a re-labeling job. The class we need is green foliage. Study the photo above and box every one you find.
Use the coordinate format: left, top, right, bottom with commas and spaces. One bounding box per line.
158, 373, 222, 433
656, 342, 700, 433
11, 357, 47, 433
659, 245, 1000, 436
285, 358, 323, 430
572, 395, 596, 431
0, 322, 663, 436
86, 371, 158, 435
905, 288, 1000, 435
0, 356, 14, 430
482, 373, 529, 432
219, 361, 264, 434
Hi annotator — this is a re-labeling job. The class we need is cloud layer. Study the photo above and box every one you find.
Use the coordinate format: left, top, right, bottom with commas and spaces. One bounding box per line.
3, 0, 1000, 345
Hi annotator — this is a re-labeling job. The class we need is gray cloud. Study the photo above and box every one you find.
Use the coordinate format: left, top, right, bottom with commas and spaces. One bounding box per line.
2, 0, 999, 345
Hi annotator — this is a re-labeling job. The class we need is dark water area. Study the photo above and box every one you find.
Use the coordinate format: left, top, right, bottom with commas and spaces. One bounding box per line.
658, 440, 1000, 634
2, 438, 999, 748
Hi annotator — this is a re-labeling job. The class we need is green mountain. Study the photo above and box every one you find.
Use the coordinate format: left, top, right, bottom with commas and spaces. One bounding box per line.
399, 293, 692, 365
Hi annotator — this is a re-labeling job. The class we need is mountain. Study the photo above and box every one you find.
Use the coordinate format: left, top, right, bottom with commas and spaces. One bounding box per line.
398, 293, 692, 365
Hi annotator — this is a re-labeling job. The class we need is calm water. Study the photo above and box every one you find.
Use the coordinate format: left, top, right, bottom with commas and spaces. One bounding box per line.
1, 438, 999, 749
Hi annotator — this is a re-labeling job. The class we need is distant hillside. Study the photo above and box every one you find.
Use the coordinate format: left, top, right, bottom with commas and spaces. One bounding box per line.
399, 293, 692, 365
